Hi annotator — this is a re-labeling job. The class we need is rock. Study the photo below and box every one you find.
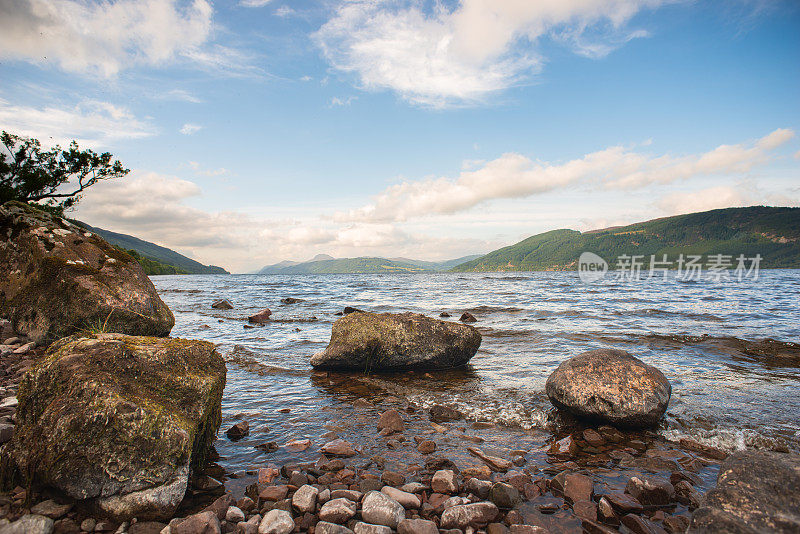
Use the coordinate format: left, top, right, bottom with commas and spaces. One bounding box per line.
689, 451, 800, 533
211, 299, 234, 310
331, 489, 362, 501
260, 486, 289, 502
417, 440, 436, 454
0, 423, 14, 444
128, 521, 168, 534
238, 515, 262, 534
310, 312, 481, 370
321, 439, 358, 457
603, 492, 644, 514
292, 485, 319, 514
80, 518, 96, 532
381, 471, 405, 486
563, 473, 593, 503
284, 438, 311, 452
663, 515, 690, 534
439, 312, 451, 318
361, 491, 405, 529
489, 482, 520, 509
0, 514, 54, 534
0, 202, 174, 344
174, 511, 221, 534
545, 349, 671, 428
5, 333, 225, 521
377, 409, 404, 433
30, 500, 72, 519
319, 498, 357, 523
353, 523, 392, 534
431, 470, 459, 494
226, 507, 246, 523
621, 513, 667, 534
381, 486, 420, 508
226, 421, 250, 440
430, 404, 463, 423
440, 502, 499, 529
248, 309, 272, 324
280, 298, 304, 304
465, 478, 492, 499
509, 527, 546, 534
582, 429, 605, 447
397, 519, 438, 534
257, 510, 294, 534
315, 522, 355, 534
573, 500, 598, 521
625, 476, 675, 505
674, 480, 702, 508
459, 312, 477, 323
467, 447, 512, 472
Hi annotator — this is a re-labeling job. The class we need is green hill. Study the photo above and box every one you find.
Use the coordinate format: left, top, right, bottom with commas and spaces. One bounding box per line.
73, 222, 229, 275
452, 206, 800, 272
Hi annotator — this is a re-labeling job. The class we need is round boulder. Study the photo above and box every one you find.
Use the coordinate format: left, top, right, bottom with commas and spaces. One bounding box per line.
310, 312, 480, 371
545, 349, 671, 428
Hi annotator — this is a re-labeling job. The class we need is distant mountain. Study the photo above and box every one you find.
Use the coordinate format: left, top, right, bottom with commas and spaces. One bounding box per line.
257, 254, 482, 274
73, 222, 229, 275
451, 207, 800, 272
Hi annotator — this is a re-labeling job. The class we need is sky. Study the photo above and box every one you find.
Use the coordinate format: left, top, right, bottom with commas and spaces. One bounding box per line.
1, 0, 798, 273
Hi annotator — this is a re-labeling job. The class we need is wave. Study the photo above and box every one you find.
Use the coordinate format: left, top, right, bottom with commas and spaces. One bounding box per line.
464, 305, 525, 313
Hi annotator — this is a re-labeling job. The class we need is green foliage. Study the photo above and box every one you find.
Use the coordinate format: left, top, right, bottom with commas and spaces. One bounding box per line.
75, 221, 229, 274
452, 207, 800, 271
119, 247, 189, 275
0, 131, 129, 214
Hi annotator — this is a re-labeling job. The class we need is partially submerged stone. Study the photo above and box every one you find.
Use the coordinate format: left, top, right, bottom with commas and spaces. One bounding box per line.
311, 312, 481, 371
5, 333, 226, 521
0, 202, 174, 345
545, 349, 671, 428
689, 451, 800, 533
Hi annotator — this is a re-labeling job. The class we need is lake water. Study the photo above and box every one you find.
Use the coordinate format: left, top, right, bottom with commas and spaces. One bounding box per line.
152, 270, 800, 495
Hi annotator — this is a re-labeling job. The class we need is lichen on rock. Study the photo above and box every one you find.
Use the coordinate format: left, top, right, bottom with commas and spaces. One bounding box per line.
4, 333, 226, 521
0, 201, 174, 344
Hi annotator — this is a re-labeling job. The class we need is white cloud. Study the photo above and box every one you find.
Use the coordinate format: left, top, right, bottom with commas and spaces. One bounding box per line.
335, 129, 795, 222
329, 96, 358, 107
0, 98, 156, 147
187, 161, 228, 177
161, 89, 203, 104
180, 123, 203, 135
275, 5, 296, 17
0, 0, 214, 77
240, 0, 273, 6
314, 0, 666, 107
656, 184, 800, 215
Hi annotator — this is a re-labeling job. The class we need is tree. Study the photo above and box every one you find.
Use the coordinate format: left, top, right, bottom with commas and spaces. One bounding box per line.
0, 131, 129, 214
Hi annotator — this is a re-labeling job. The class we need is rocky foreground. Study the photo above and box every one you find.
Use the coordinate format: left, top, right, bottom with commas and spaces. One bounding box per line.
1, 201, 799, 533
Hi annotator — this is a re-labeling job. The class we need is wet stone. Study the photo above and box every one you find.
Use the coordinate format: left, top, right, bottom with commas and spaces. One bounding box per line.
563, 473, 593, 503
604, 492, 644, 514
397, 518, 438, 534
377, 409, 404, 434
431, 470, 459, 494
319, 498, 357, 524
440, 502, 499, 529
625, 476, 675, 506
489, 482, 521, 509
572, 500, 597, 522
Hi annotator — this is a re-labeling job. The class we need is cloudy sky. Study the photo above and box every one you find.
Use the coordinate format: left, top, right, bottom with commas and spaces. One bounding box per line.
1, 0, 798, 272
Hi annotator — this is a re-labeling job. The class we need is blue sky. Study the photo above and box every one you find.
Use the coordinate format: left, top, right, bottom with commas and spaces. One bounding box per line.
1, 0, 798, 272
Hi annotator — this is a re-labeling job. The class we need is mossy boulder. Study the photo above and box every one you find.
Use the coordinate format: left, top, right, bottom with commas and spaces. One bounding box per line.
0, 201, 174, 345
4, 333, 226, 520
310, 311, 481, 371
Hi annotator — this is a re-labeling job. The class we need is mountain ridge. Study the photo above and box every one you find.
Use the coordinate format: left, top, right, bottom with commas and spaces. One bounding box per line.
257, 254, 482, 274
452, 206, 800, 272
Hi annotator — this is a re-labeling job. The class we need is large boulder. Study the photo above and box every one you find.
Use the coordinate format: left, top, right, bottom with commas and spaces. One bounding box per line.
688, 451, 800, 533
4, 333, 226, 521
545, 349, 671, 428
310, 312, 481, 371
0, 202, 174, 345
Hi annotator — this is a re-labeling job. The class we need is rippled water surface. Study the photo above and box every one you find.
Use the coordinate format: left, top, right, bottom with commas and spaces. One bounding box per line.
152, 270, 800, 493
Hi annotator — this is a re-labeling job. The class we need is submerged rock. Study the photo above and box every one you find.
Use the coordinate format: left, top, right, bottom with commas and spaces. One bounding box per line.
310, 312, 481, 371
545, 349, 671, 428
0, 201, 174, 345
211, 299, 234, 310
689, 451, 800, 533
459, 312, 477, 323
5, 333, 226, 521
248, 309, 272, 323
